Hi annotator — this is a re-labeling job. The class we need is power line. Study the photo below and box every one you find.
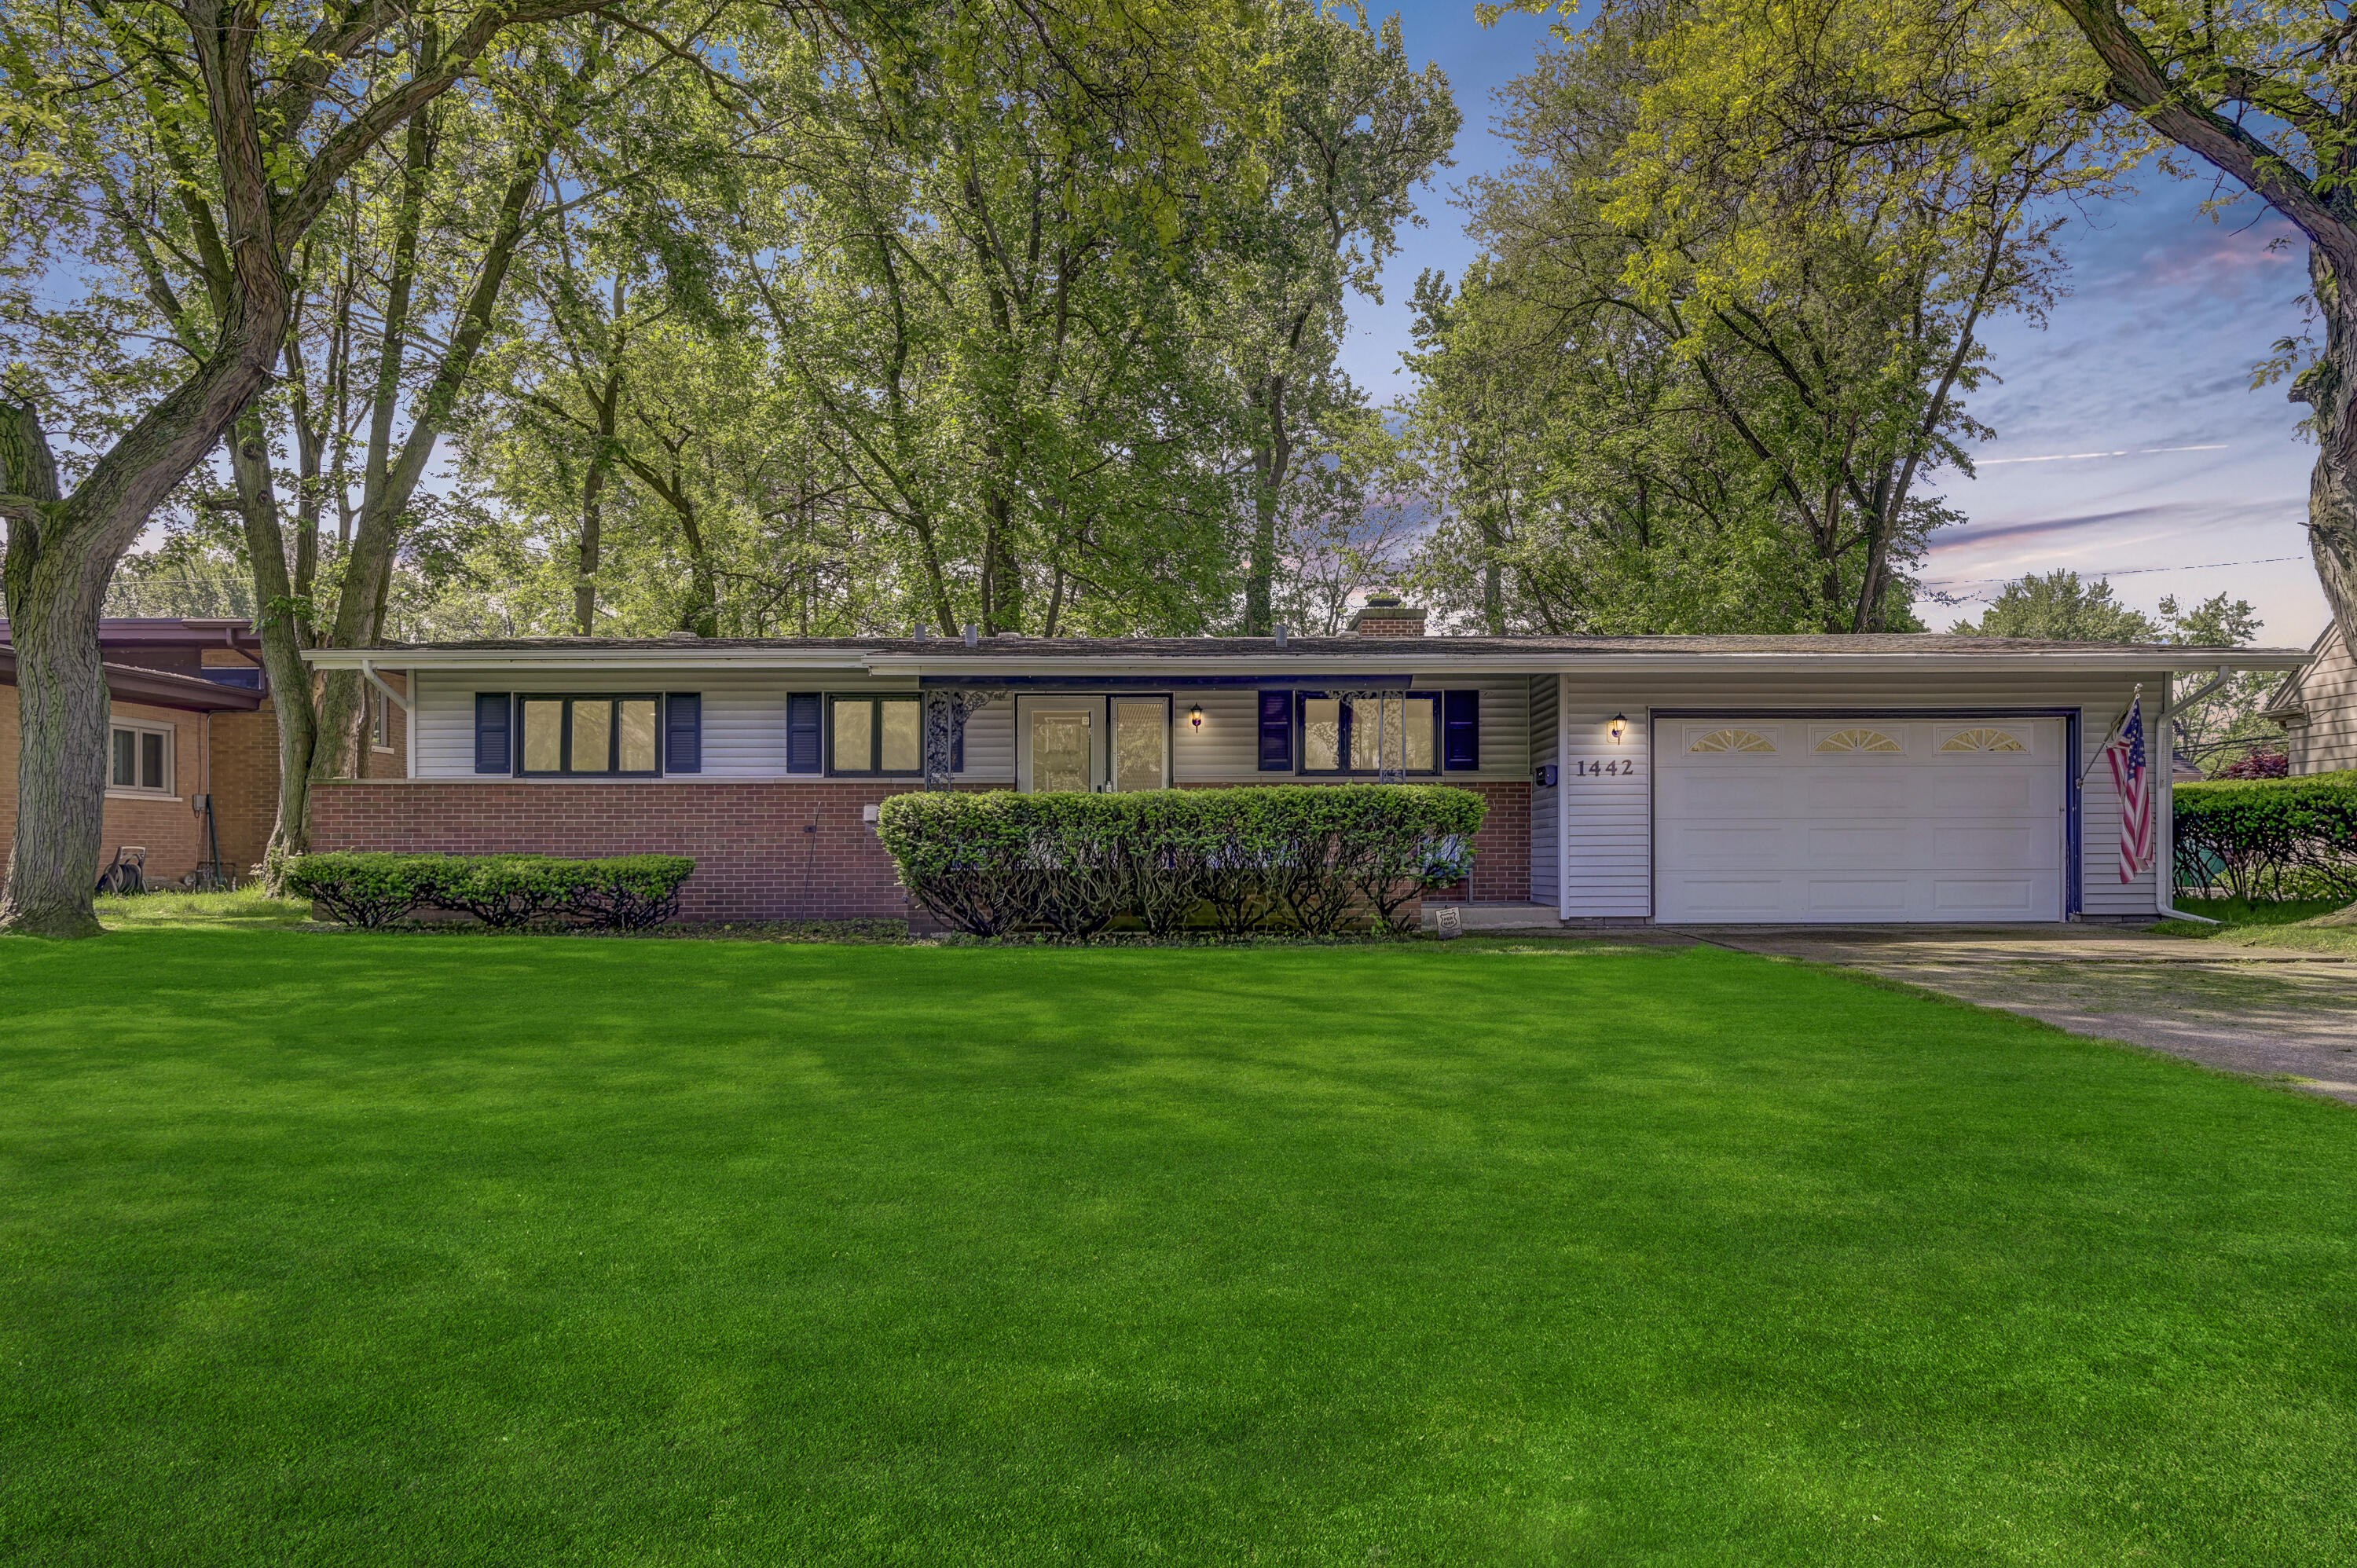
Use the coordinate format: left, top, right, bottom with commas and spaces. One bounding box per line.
1920, 555, 2304, 591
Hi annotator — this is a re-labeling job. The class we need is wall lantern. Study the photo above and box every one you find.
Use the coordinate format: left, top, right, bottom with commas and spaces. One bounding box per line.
1608, 713, 1628, 745
1189, 704, 1204, 732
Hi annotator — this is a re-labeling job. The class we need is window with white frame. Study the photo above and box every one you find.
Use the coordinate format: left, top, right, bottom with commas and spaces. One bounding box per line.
108, 721, 174, 795
369, 685, 400, 752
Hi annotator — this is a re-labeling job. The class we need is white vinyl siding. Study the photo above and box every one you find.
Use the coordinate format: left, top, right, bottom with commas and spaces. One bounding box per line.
1172, 688, 1260, 783
1556, 670, 2170, 920
2284, 626, 2357, 775
955, 700, 1016, 783
1528, 672, 1560, 907
1560, 689, 1651, 918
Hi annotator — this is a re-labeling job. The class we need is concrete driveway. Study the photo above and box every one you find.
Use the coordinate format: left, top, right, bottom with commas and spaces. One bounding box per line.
1675, 925, 2357, 1105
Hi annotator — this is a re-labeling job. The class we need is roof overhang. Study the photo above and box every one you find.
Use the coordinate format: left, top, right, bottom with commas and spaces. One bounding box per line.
305, 645, 2316, 677
0, 652, 265, 711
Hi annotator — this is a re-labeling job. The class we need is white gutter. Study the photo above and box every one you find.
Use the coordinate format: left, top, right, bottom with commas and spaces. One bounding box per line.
303, 647, 874, 671
302, 645, 2312, 678
2154, 668, 2225, 925
859, 651, 2312, 678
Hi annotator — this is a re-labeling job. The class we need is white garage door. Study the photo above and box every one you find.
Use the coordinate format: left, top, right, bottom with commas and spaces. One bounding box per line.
1655, 717, 2066, 923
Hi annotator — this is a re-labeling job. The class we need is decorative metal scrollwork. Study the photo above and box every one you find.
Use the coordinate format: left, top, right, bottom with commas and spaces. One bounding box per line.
923, 688, 1007, 788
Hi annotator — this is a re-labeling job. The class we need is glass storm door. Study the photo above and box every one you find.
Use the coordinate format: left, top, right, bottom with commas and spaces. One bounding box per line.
1030, 709, 1094, 792
1111, 699, 1168, 790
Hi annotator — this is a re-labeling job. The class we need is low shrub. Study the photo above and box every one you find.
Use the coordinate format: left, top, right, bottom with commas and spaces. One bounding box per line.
284, 852, 695, 930
878, 786, 1487, 939
280, 853, 447, 928
2173, 771, 2357, 902
2215, 750, 2289, 780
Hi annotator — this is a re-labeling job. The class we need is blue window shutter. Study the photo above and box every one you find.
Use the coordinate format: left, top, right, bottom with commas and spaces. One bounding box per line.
474, 694, 511, 775
786, 693, 822, 774
1444, 690, 1479, 771
1258, 690, 1293, 771
665, 693, 702, 774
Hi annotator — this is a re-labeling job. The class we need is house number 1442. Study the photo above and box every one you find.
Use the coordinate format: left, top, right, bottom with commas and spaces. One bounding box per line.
1574, 760, 1637, 777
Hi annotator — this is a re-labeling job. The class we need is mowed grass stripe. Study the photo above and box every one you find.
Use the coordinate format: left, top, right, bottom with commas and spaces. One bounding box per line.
1, 932, 2350, 1566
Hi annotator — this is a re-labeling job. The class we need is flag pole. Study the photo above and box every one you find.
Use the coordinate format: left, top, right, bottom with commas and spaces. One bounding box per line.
2080, 683, 2140, 786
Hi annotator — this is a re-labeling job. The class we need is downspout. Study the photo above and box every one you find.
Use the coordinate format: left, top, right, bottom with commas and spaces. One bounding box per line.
2155, 666, 2233, 926
359, 659, 411, 713
1557, 675, 1571, 921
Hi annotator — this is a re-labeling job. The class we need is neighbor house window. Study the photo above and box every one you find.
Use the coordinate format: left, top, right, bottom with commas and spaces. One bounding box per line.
518, 696, 662, 775
1297, 693, 1439, 775
829, 695, 922, 775
368, 686, 399, 752
109, 723, 172, 794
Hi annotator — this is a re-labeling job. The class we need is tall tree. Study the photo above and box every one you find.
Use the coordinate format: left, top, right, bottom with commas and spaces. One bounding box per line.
1420, 0, 2118, 632
1234, 0, 1456, 634
0, 0, 619, 935
2044, 0, 2357, 668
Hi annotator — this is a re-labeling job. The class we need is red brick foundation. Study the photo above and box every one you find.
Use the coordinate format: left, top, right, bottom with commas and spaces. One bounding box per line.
309, 776, 1538, 923
1424, 779, 1531, 904
310, 781, 925, 921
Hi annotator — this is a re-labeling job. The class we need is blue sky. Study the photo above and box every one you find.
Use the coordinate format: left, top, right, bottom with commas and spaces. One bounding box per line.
1347, 1, 2334, 647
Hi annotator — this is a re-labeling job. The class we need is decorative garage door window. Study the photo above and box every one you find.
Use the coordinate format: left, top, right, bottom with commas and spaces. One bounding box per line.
1813, 727, 1902, 753
1688, 727, 1776, 753
1939, 727, 2027, 753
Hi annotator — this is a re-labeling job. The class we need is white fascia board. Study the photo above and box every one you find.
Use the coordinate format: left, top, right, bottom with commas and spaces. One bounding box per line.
1522, 652, 2315, 675
306, 645, 2314, 677
864, 650, 2315, 678
301, 647, 871, 672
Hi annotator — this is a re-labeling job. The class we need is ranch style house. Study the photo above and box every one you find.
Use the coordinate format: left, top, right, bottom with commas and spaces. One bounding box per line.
298, 606, 2307, 927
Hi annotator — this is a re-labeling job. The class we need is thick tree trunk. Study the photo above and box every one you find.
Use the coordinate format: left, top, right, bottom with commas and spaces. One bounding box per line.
577, 458, 607, 634
226, 412, 320, 878
1247, 453, 1277, 636
2293, 253, 2357, 925
1244, 373, 1293, 636
2298, 251, 2357, 670
981, 493, 1023, 634
0, 404, 104, 938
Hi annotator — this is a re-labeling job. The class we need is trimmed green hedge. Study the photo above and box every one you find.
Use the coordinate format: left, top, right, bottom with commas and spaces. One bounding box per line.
878, 786, 1486, 938
284, 853, 695, 930
2173, 771, 2357, 901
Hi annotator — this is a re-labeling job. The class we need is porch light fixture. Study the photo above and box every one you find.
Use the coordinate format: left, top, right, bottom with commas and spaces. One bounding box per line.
1189, 703, 1204, 732
1609, 713, 1628, 744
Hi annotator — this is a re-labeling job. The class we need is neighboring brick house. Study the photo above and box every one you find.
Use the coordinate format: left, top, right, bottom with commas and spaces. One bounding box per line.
0, 618, 409, 887
303, 609, 2304, 927
2264, 622, 2357, 774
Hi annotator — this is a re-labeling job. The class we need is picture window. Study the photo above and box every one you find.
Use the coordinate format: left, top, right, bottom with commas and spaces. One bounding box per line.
518, 696, 662, 775
830, 696, 923, 775
1296, 693, 1439, 775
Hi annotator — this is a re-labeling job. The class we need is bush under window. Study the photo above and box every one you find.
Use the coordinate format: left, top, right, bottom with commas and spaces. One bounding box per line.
878, 785, 1486, 938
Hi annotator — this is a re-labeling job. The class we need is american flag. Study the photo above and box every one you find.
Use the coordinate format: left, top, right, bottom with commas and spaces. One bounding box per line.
2105, 694, 2153, 883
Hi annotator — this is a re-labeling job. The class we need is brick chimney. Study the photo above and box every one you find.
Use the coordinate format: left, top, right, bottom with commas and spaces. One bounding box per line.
1348, 594, 1426, 636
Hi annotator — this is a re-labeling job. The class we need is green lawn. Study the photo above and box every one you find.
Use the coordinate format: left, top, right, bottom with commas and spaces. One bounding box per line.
2155, 895, 2357, 956
2, 930, 2352, 1565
